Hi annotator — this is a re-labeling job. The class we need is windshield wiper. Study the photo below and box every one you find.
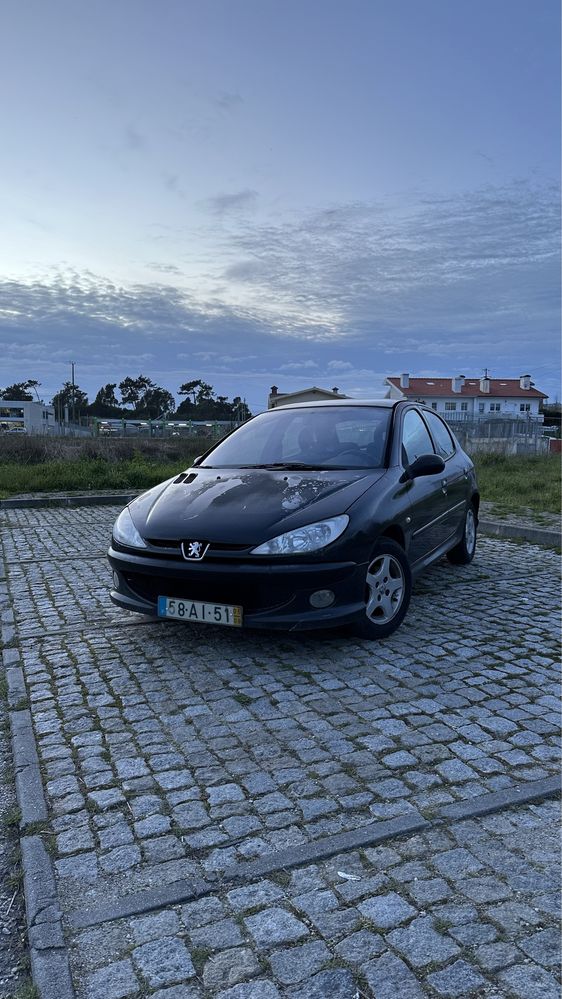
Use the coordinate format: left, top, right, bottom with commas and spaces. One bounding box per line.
237, 462, 342, 471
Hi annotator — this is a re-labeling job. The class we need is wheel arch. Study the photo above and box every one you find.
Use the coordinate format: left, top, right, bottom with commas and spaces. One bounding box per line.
380, 524, 406, 549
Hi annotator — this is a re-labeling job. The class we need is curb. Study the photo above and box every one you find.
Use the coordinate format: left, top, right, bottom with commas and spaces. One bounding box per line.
1, 618, 75, 999
69, 773, 561, 931
0, 492, 139, 510
479, 518, 560, 548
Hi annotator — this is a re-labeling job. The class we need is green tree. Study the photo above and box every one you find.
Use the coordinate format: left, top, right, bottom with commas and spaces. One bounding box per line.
88, 384, 124, 417
0, 379, 41, 401
140, 386, 176, 419
51, 382, 89, 421
118, 375, 154, 408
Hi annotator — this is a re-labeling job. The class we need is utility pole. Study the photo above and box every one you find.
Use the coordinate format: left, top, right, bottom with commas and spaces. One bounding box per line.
70, 361, 76, 426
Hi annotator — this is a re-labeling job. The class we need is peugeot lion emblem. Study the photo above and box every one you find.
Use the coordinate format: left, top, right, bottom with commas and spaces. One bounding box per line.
181, 540, 209, 561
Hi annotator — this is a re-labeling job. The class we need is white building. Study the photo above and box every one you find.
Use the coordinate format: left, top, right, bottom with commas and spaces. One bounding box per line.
268, 385, 348, 409
385, 374, 547, 421
0, 400, 57, 434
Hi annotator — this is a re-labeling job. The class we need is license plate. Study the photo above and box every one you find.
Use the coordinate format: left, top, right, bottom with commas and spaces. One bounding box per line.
157, 596, 243, 627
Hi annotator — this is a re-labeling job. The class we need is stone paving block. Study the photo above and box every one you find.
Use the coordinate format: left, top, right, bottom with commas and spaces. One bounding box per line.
130, 909, 181, 944
426, 958, 488, 996
132, 937, 196, 987
387, 915, 460, 967
286, 967, 356, 997
268, 940, 330, 984
520, 928, 562, 967
364, 951, 425, 999
245, 907, 309, 948
333, 928, 385, 963
84, 958, 140, 999
227, 880, 285, 912
407, 877, 452, 904
357, 891, 416, 928
203, 947, 260, 992
99, 845, 141, 874
190, 918, 244, 949
499, 963, 562, 999
217, 982, 280, 999
450, 922, 497, 946
475, 941, 521, 971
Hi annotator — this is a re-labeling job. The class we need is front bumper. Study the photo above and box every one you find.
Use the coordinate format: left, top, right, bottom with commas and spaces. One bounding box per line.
108, 545, 368, 631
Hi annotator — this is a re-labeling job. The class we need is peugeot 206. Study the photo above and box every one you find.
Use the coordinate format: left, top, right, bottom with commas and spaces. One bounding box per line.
108, 400, 479, 639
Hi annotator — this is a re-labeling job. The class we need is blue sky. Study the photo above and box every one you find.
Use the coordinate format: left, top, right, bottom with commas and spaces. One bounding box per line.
1, 0, 560, 410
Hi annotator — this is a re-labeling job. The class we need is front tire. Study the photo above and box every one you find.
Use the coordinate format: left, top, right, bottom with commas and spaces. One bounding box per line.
353, 539, 412, 640
446, 503, 477, 565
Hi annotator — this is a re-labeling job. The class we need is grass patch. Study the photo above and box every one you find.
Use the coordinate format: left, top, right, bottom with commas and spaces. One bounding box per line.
473, 453, 561, 515
0, 447, 559, 519
0, 455, 192, 498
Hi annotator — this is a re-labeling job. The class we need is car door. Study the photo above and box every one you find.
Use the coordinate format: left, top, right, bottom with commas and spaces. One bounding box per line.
400, 409, 450, 564
423, 411, 469, 540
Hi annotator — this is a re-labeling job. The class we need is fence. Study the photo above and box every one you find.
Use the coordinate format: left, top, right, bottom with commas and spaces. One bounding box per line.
448, 418, 550, 456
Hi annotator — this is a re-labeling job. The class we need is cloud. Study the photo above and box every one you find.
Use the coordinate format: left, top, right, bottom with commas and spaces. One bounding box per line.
205, 189, 258, 215
0, 180, 559, 406
280, 360, 318, 371
221, 180, 559, 343
147, 262, 183, 275
327, 360, 354, 371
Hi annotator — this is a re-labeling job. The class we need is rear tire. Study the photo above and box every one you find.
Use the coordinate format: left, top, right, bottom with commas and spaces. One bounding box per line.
446, 503, 477, 565
353, 538, 412, 640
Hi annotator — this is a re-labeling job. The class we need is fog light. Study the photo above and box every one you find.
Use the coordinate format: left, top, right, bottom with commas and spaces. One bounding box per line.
112, 571, 120, 589
309, 589, 335, 609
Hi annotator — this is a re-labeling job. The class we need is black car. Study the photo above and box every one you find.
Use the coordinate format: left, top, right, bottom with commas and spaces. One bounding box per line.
108, 400, 479, 639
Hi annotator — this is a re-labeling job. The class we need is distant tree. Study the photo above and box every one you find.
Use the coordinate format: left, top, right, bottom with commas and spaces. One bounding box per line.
118, 375, 154, 408
118, 375, 175, 418
140, 386, 176, 419
231, 396, 252, 421
0, 379, 41, 401
176, 381, 251, 421
88, 383, 123, 417
51, 382, 89, 420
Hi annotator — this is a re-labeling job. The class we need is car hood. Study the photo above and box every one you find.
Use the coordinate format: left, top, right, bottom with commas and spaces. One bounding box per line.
129, 467, 385, 545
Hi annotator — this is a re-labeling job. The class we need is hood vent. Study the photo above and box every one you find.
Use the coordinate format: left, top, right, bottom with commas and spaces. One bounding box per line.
173, 472, 198, 484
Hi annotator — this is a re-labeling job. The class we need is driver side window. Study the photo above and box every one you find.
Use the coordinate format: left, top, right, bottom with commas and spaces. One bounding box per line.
402, 410, 435, 466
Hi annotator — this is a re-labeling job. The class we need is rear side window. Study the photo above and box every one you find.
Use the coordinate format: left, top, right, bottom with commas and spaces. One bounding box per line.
401, 410, 435, 465
424, 411, 456, 459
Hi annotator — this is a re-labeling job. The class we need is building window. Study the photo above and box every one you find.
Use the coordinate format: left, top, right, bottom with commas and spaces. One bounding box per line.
478, 403, 485, 413
445, 402, 457, 411
490, 403, 501, 412
520, 403, 531, 412
461, 402, 468, 411
431, 402, 437, 410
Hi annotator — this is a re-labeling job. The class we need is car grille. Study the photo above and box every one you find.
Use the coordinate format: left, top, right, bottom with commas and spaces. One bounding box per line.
144, 540, 251, 560
123, 572, 292, 614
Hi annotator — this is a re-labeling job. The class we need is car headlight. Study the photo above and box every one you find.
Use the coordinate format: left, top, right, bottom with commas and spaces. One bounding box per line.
251, 515, 349, 555
112, 507, 147, 549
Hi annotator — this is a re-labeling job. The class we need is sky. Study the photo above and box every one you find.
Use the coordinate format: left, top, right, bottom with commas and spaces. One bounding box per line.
0, 0, 560, 411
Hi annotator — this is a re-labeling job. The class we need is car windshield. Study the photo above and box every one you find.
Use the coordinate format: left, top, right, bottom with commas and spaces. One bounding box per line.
199, 406, 392, 469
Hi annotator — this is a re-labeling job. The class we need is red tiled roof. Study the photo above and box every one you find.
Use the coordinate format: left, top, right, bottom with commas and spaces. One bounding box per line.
386, 378, 547, 399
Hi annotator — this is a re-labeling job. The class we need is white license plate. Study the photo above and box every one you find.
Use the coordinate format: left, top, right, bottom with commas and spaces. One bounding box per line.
157, 596, 243, 627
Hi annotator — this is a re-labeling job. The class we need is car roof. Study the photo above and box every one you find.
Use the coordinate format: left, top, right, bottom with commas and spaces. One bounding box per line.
271, 398, 398, 410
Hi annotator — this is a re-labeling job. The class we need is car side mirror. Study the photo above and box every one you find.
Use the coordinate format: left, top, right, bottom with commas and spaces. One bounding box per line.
400, 453, 445, 482
192, 455, 203, 466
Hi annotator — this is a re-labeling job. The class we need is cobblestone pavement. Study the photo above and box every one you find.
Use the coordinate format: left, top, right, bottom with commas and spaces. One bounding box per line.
1, 505, 560, 997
